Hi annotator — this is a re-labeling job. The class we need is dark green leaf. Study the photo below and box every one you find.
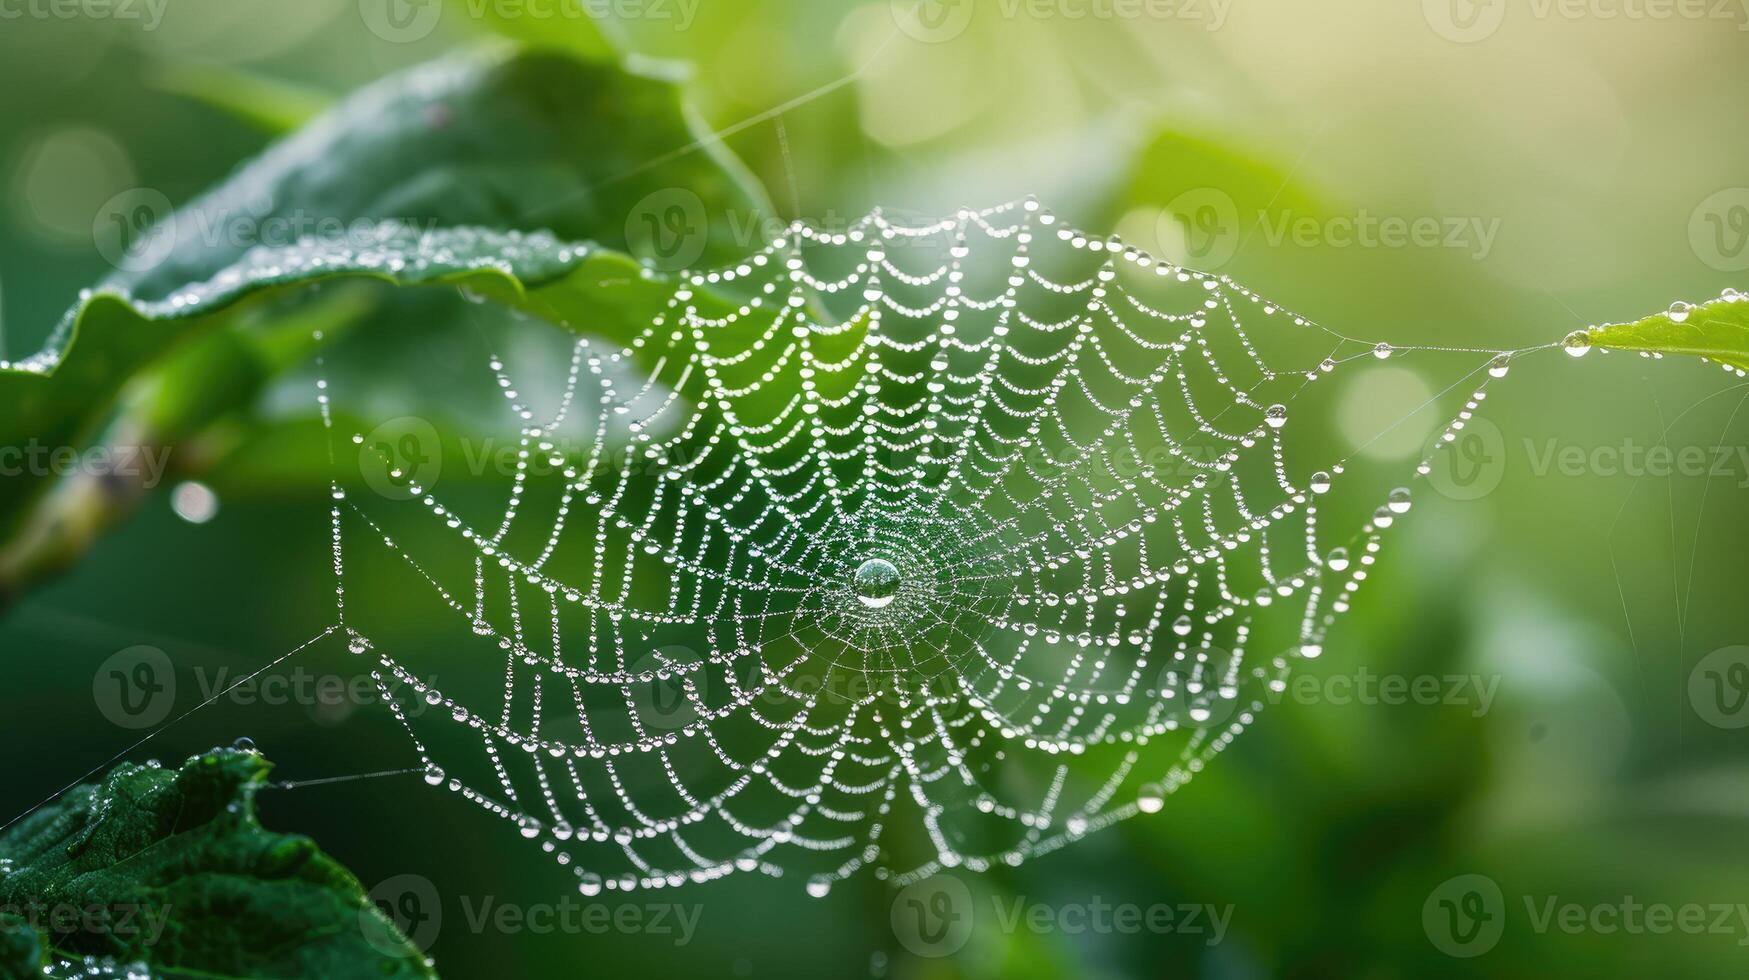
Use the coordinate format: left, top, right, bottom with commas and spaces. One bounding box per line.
0, 747, 433, 979
0, 44, 772, 597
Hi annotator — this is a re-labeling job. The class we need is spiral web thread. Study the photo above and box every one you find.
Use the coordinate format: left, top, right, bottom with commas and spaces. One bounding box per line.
315, 198, 1516, 897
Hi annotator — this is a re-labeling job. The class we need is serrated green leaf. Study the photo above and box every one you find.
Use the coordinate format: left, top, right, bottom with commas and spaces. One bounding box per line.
0, 747, 434, 979
1585, 292, 1749, 372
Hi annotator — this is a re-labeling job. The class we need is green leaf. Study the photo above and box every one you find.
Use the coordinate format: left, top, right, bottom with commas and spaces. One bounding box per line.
0, 228, 711, 596
0, 746, 434, 979
107, 44, 766, 310
1584, 291, 1749, 372
0, 44, 772, 599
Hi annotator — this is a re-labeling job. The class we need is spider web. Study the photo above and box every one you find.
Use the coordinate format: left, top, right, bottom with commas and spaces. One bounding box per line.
316, 198, 1510, 897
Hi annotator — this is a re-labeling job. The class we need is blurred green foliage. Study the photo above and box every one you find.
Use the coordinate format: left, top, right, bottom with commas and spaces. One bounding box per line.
0, 2, 1746, 978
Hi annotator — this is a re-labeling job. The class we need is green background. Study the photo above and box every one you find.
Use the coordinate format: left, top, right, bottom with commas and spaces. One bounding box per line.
2, 1, 1747, 977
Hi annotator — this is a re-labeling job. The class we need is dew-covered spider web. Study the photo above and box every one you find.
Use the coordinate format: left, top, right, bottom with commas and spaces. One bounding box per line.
311, 198, 1535, 898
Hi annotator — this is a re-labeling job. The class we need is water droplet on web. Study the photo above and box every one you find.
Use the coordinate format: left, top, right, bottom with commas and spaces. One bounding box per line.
347, 634, 371, 655
853, 558, 900, 609
578, 873, 603, 897
1387, 487, 1412, 513
424, 763, 445, 786
1372, 342, 1393, 360
1325, 547, 1350, 572
806, 875, 831, 898
1308, 471, 1332, 494
231, 737, 256, 752
1488, 353, 1511, 378
1171, 614, 1193, 636
1563, 330, 1593, 357
1264, 404, 1288, 429
1136, 783, 1164, 813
